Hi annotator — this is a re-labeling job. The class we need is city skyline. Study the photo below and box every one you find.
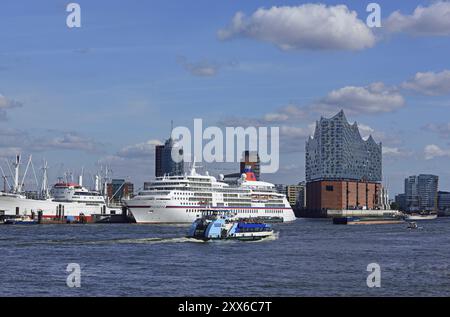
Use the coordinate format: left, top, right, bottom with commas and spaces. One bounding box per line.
1, 1, 450, 196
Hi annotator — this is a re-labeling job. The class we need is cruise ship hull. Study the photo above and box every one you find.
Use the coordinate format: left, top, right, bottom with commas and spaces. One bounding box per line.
126, 204, 296, 224
0, 195, 120, 221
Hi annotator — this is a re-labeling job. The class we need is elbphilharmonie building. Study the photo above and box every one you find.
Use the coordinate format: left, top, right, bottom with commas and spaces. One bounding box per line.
306, 110, 382, 183
305, 110, 384, 212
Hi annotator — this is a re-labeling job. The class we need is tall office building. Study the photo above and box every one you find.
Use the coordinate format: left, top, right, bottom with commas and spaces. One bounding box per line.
155, 145, 164, 178
404, 174, 438, 212
305, 110, 383, 212
155, 137, 184, 177
395, 193, 407, 211
240, 151, 260, 181
438, 191, 450, 212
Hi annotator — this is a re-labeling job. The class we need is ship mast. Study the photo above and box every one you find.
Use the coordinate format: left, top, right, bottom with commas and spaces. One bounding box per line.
13, 154, 21, 193
41, 160, 50, 199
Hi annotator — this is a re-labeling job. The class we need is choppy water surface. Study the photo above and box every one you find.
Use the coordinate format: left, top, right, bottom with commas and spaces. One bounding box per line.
1, 218, 449, 296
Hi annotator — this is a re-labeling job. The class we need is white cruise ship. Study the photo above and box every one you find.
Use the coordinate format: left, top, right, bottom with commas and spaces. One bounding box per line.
124, 166, 296, 224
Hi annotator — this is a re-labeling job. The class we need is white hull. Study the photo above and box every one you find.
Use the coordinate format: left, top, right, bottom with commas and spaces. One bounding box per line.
0, 194, 121, 220
127, 204, 296, 224
405, 214, 438, 221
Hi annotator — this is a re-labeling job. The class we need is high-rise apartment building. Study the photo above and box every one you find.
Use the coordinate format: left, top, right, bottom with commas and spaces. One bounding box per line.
404, 174, 438, 212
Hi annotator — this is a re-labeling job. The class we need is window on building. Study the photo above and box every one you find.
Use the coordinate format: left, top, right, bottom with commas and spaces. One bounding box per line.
326, 185, 334, 192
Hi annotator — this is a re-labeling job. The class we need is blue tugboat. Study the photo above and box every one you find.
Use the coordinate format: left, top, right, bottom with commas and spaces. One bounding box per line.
188, 210, 274, 241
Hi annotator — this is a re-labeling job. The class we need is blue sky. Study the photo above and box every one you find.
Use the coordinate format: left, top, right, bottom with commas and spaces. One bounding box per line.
1, 0, 450, 197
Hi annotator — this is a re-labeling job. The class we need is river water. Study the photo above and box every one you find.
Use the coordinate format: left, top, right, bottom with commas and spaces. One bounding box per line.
1, 218, 449, 296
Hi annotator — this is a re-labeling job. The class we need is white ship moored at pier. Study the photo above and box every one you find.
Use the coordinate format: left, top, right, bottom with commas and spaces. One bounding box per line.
0, 155, 121, 221
125, 166, 296, 224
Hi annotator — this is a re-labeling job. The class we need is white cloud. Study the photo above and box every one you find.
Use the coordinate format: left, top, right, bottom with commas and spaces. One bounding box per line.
424, 144, 450, 160
218, 4, 376, 51
383, 146, 410, 158
402, 70, 450, 96
280, 125, 313, 138
386, 1, 450, 36
116, 140, 162, 159
263, 105, 308, 123
0, 147, 22, 159
357, 124, 375, 140
0, 94, 22, 120
312, 82, 405, 116
36, 133, 105, 153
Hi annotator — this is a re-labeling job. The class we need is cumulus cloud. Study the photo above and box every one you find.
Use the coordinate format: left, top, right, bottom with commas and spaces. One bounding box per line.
218, 4, 376, 51
312, 82, 405, 116
116, 140, 162, 159
385, 1, 450, 36
382, 146, 411, 158
34, 132, 105, 153
424, 144, 450, 160
0, 94, 22, 120
0, 127, 107, 155
401, 70, 450, 96
263, 105, 308, 123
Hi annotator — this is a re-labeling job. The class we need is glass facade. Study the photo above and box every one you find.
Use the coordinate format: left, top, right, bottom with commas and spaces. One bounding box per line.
155, 137, 184, 177
405, 174, 438, 212
306, 110, 382, 183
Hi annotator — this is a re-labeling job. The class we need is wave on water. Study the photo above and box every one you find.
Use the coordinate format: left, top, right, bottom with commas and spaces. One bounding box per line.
111, 237, 206, 244
4, 232, 280, 246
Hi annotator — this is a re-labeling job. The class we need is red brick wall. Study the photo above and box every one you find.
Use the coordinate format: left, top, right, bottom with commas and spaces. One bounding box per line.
306, 180, 382, 211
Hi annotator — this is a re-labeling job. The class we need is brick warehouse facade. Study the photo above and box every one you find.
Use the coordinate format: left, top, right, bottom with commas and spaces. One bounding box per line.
306, 180, 382, 211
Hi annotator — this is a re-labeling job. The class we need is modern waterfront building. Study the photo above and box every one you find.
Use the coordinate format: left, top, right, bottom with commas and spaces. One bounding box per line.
287, 184, 305, 207
438, 191, 450, 213
155, 137, 184, 177
305, 110, 383, 212
274, 183, 306, 207
380, 187, 391, 210
404, 174, 438, 212
107, 179, 134, 204
395, 193, 407, 211
274, 184, 287, 195
240, 151, 260, 181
